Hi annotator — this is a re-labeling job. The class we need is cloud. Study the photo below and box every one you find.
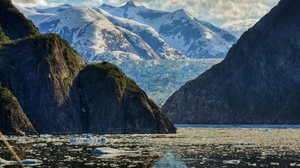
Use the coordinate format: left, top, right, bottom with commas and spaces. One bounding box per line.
12, 0, 68, 7
12, 0, 48, 7
221, 19, 258, 37
208, 0, 271, 21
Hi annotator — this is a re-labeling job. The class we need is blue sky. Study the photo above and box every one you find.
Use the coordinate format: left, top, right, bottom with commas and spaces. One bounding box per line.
13, 0, 280, 36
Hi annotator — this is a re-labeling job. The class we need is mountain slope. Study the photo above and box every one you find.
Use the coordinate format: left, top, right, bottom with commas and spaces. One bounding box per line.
100, 1, 237, 58
163, 0, 300, 124
0, 87, 37, 135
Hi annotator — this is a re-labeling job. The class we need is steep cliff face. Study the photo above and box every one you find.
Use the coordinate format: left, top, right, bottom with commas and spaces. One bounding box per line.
0, 0, 38, 41
163, 0, 300, 124
0, 87, 37, 135
77, 62, 176, 133
0, 34, 85, 133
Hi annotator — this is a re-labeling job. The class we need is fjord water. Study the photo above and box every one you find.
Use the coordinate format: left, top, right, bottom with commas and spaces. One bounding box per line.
1, 125, 300, 167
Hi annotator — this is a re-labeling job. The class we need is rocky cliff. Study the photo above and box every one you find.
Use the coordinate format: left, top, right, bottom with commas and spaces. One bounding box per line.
163, 0, 300, 124
0, 34, 85, 133
0, 87, 37, 135
77, 62, 176, 133
0, 0, 175, 134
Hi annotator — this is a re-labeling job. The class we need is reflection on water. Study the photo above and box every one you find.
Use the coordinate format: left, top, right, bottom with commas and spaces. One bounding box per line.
1, 126, 300, 167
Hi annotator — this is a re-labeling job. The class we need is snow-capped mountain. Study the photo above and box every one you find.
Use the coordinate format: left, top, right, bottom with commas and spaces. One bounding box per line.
100, 1, 237, 58
17, 4, 184, 61
14, 4, 71, 25
16, 1, 237, 61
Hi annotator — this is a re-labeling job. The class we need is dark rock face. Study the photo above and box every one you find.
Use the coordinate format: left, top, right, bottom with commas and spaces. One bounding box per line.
0, 87, 37, 135
163, 0, 300, 124
0, 0, 176, 134
77, 62, 176, 133
0, 34, 85, 134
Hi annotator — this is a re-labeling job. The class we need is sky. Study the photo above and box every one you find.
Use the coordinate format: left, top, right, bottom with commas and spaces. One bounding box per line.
12, 0, 280, 37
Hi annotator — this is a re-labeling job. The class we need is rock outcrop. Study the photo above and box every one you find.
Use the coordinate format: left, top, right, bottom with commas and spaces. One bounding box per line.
0, 0, 175, 134
0, 87, 37, 135
0, 34, 85, 134
163, 0, 300, 124
77, 62, 176, 133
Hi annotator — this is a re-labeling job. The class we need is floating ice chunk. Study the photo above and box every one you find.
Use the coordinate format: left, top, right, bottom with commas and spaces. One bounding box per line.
0, 158, 6, 164
69, 137, 95, 144
290, 163, 297, 167
33, 143, 47, 147
22, 159, 43, 166
153, 152, 188, 168
98, 137, 107, 145
94, 147, 124, 155
223, 160, 241, 165
40, 134, 52, 138
261, 151, 277, 156
270, 162, 280, 166
93, 147, 138, 158
130, 137, 139, 143
93, 147, 125, 158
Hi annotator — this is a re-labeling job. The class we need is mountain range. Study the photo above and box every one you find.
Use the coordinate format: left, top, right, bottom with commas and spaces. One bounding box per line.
15, 1, 237, 62
163, 0, 300, 124
0, 0, 175, 135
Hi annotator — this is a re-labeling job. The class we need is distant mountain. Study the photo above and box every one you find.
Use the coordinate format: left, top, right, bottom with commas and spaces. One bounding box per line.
100, 1, 237, 58
17, 5, 185, 61
16, 1, 236, 61
163, 0, 300, 124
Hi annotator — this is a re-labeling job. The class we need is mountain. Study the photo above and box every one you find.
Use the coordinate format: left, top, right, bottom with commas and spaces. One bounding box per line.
0, 87, 37, 135
163, 0, 300, 124
17, 2, 236, 61
100, 1, 237, 58
0, 0, 175, 134
17, 5, 184, 61
0, 1, 38, 41
77, 62, 176, 133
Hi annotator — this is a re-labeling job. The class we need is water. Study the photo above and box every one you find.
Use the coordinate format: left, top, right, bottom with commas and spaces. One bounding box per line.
1, 126, 300, 167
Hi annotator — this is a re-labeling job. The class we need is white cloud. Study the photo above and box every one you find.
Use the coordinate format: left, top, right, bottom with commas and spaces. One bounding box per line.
208, 0, 271, 21
12, 0, 48, 7
221, 19, 258, 37
12, 0, 68, 7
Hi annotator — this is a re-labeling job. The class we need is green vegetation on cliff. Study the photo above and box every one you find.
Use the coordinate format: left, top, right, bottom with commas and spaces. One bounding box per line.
0, 87, 37, 135
0, 0, 38, 41
79, 62, 142, 96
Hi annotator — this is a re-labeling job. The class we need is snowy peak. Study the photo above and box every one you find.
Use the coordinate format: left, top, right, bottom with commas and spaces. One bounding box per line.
19, 2, 237, 61
172, 9, 193, 19
100, 3, 237, 58
36, 5, 184, 61
36, 4, 72, 14
123, 0, 137, 8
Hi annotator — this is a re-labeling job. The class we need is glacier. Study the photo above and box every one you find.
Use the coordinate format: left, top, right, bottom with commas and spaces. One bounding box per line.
111, 59, 222, 106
